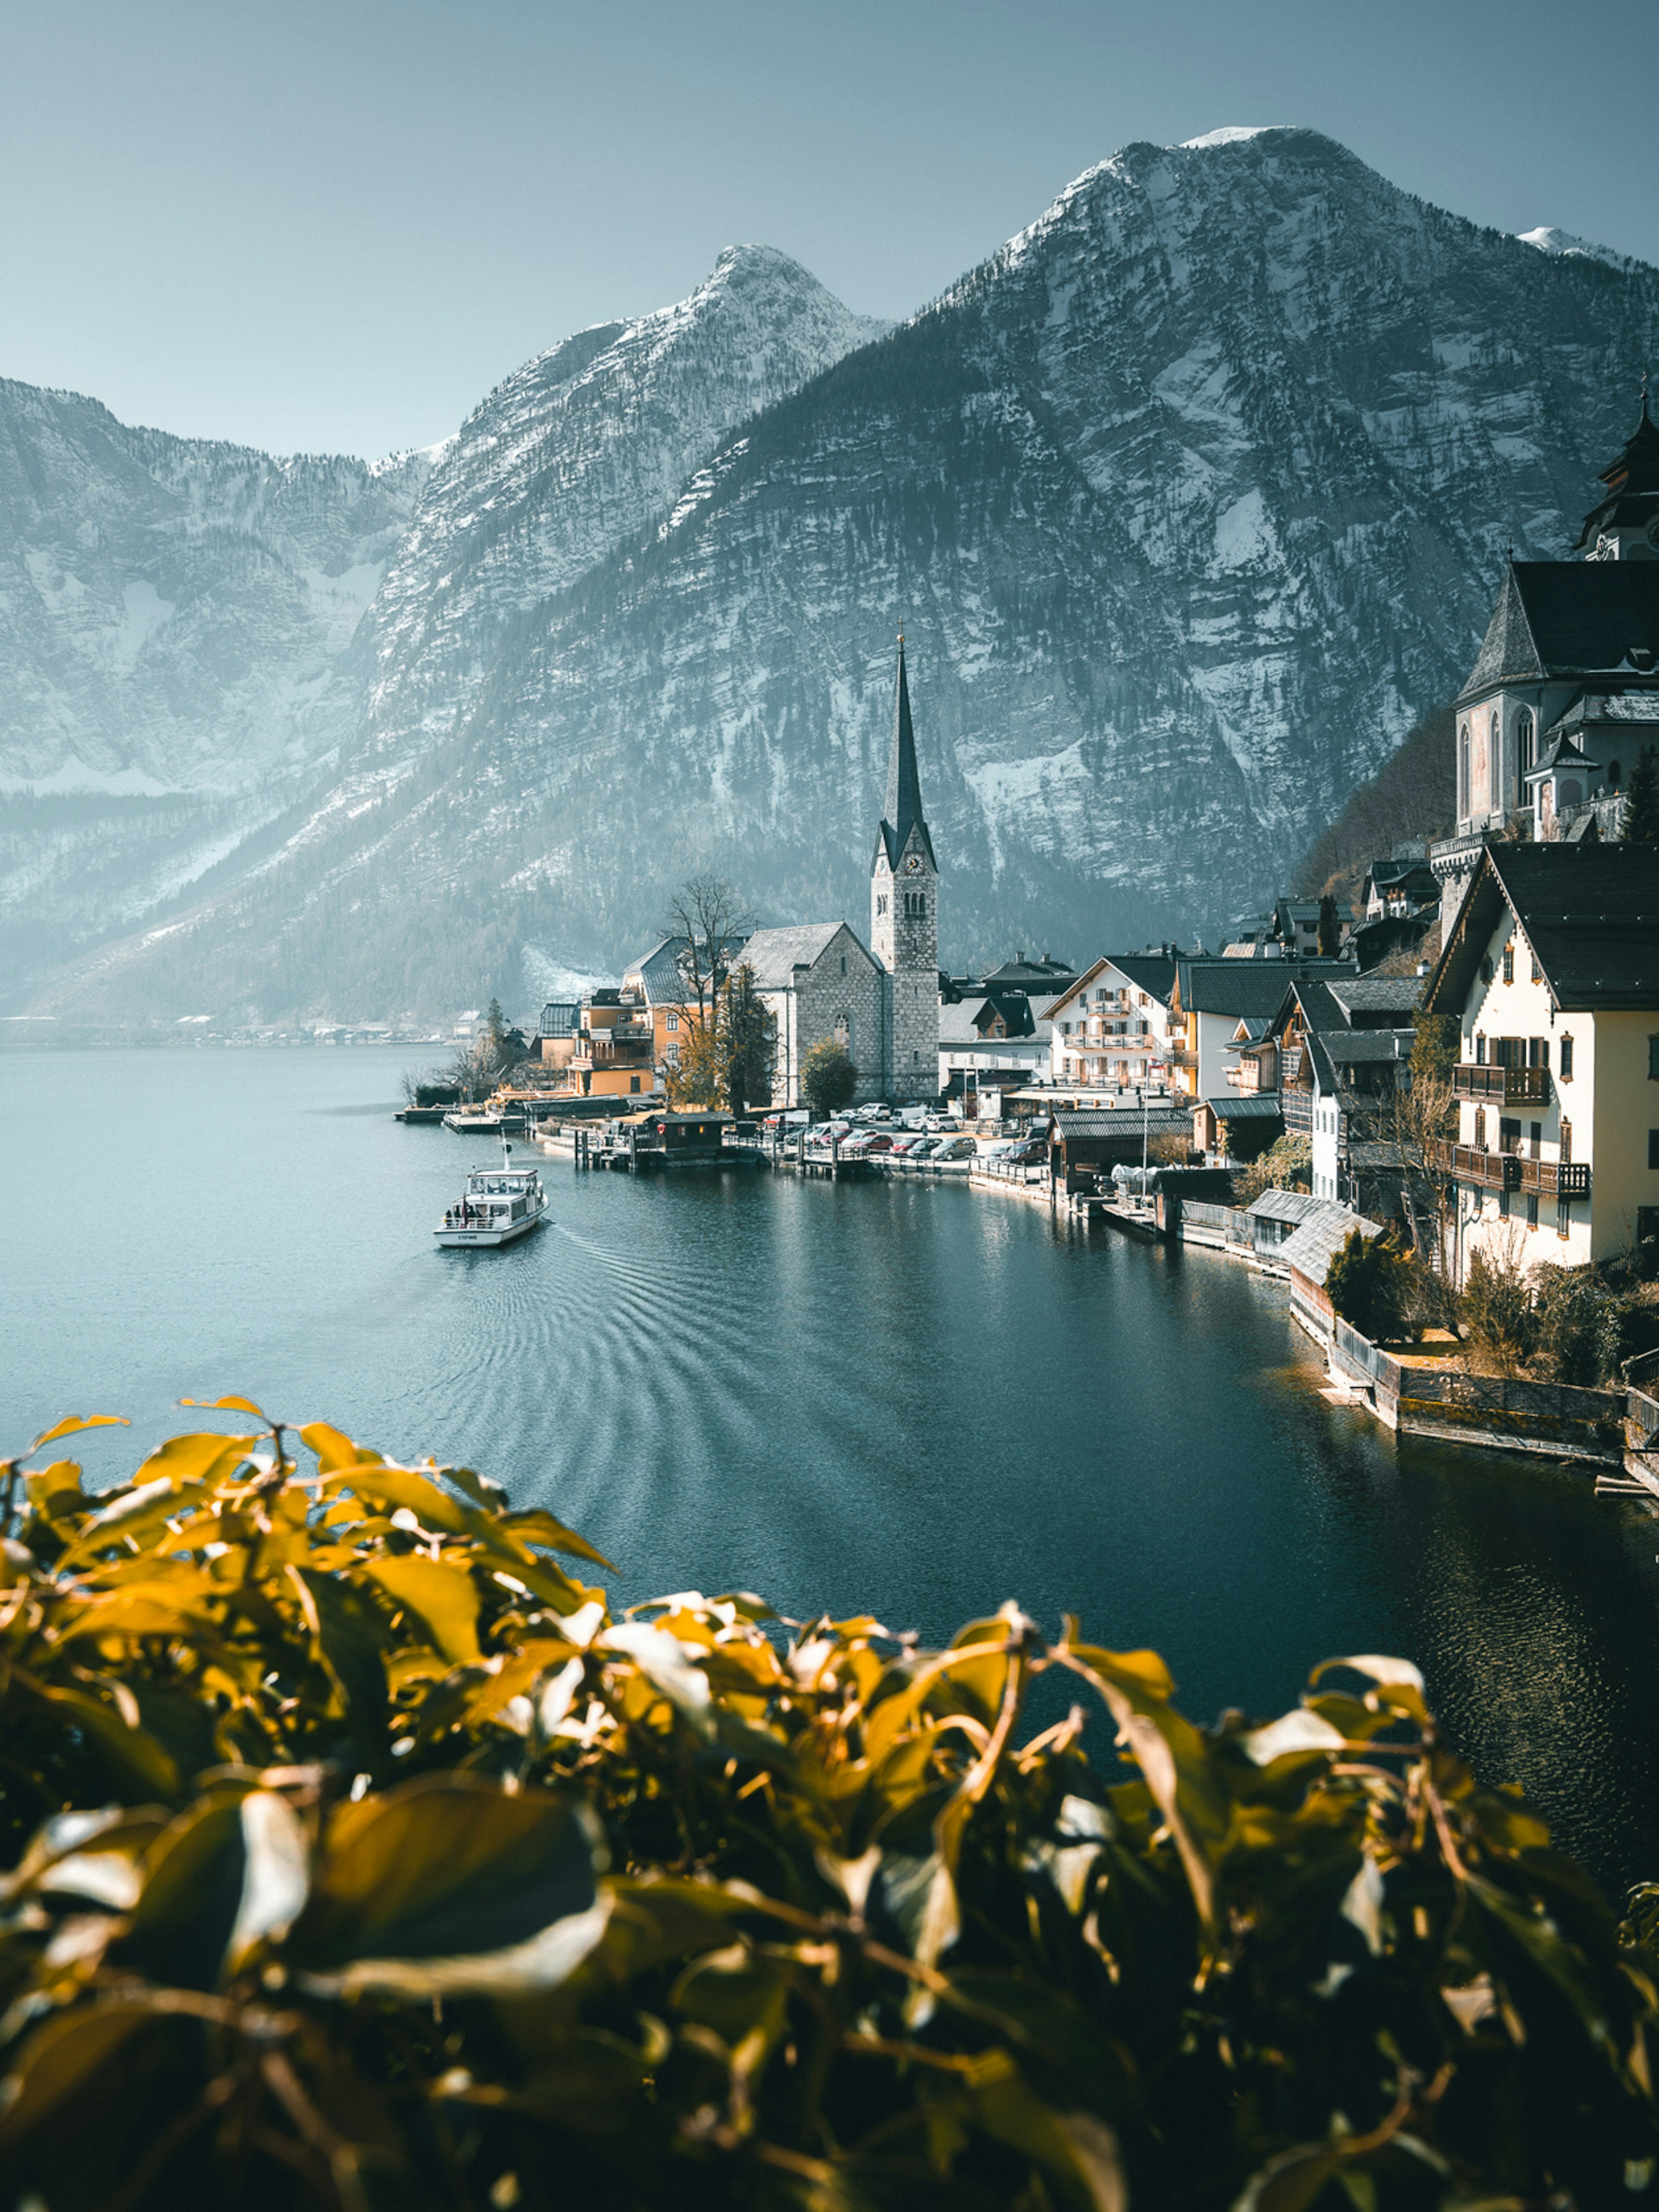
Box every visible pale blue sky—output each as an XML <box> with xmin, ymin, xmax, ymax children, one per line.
<box><xmin>3</xmin><ymin>0</ymin><xmax>1655</xmax><ymax>459</ymax></box>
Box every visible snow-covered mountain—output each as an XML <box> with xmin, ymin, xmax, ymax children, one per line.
<box><xmin>360</xmin><ymin>245</ymin><xmax>890</xmax><ymax>767</ymax></box>
<box><xmin>12</xmin><ymin>127</ymin><xmax>1659</xmax><ymax>1024</ymax></box>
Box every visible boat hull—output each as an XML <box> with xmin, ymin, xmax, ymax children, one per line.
<box><xmin>434</xmin><ymin>1210</ymin><xmax>545</xmax><ymax>1248</ymax></box>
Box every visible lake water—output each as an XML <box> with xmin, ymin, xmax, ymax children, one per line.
<box><xmin>6</xmin><ymin>1046</ymin><xmax>1659</xmax><ymax>1896</ymax></box>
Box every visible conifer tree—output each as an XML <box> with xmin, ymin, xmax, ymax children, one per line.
<box><xmin>1623</xmin><ymin>745</ymin><xmax>1659</xmax><ymax>843</ymax></box>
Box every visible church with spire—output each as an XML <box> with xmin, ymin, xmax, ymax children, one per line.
<box><xmin>1432</xmin><ymin>391</ymin><xmax>1659</xmax><ymax>934</ymax></box>
<box><xmin>737</xmin><ymin>637</ymin><xmax>941</xmax><ymax>1107</ymax></box>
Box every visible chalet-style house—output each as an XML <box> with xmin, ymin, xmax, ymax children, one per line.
<box><xmin>1169</xmin><ymin>956</ymin><xmax>1352</xmax><ymax>1101</ymax></box>
<box><xmin>1432</xmin><ymin>397</ymin><xmax>1659</xmax><ymax>935</ymax></box>
<box><xmin>1262</xmin><ymin>976</ymin><xmax>1419</xmax><ymax>1206</ymax></box>
<box><xmin>1421</xmin><ymin>843</ymin><xmax>1659</xmax><ymax>1279</ymax></box>
<box><xmin>1362</xmin><ymin>850</ymin><xmax>1438</xmax><ymax>920</ymax></box>
<box><xmin>1046</xmin><ymin>955</ymin><xmax>1180</xmax><ymax>1090</ymax></box>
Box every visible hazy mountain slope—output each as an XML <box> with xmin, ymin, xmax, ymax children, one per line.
<box><xmin>22</xmin><ymin>127</ymin><xmax>1659</xmax><ymax>1024</ymax></box>
<box><xmin>0</xmin><ymin>387</ymin><xmax>432</xmax><ymax>793</ymax></box>
<box><xmin>358</xmin><ymin>245</ymin><xmax>891</xmax><ymax>763</ymax></box>
<box><xmin>0</xmin><ymin>249</ymin><xmax>885</xmax><ymax>1006</ymax></box>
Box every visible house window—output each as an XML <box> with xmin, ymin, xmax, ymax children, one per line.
<box><xmin>666</xmin><ymin>1043</ymin><xmax>680</xmax><ymax>1066</ymax></box>
<box><xmin>1474</xmin><ymin>1107</ymin><xmax>1487</xmax><ymax>1149</ymax></box>
<box><xmin>666</xmin><ymin>1012</ymin><xmax>679</xmax><ymax>1032</ymax></box>
<box><xmin>1502</xmin><ymin>945</ymin><xmax>1514</xmax><ymax>984</ymax></box>
<box><xmin>1560</xmin><ymin>1117</ymin><xmax>1572</xmax><ymax>1164</ymax></box>
<box><xmin>1490</xmin><ymin>710</ymin><xmax>1503</xmax><ymax>808</ymax></box>
<box><xmin>1526</xmin><ymin>1193</ymin><xmax>1538</xmax><ymax>1229</ymax></box>
<box><xmin>1530</xmin><ymin>952</ymin><xmax>1541</xmax><ymax>983</ymax></box>
<box><xmin>1557</xmin><ymin>1195</ymin><xmax>1571</xmax><ymax>1238</ymax></box>
<box><xmin>1475</xmin><ymin>1033</ymin><xmax>1486</xmax><ymax>1065</ymax></box>
<box><xmin>629</xmin><ymin>1076</ymin><xmax>641</xmax><ymax>1094</ymax></box>
<box><xmin>840</xmin><ymin>955</ymin><xmax>847</xmax><ymax>975</ymax></box>
<box><xmin>1560</xmin><ymin>1035</ymin><xmax>1573</xmax><ymax>1081</ymax></box>
<box><xmin>876</xmin><ymin>894</ymin><xmax>888</xmax><ymax>917</ymax></box>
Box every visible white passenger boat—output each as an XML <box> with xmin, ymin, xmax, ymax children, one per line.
<box><xmin>436</xmin><ymin>1144</ymin><xmax>547</xmax><ymax>1247</ymax></box>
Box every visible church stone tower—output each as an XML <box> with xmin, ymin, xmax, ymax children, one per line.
<box><xmin>870</xmin><ymin>637</ymin><xmax>940</xmax><ymax>1101</ymax></box>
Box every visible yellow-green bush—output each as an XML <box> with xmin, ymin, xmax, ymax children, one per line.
<box><xmin>1</xmin><ymin>1405</ymin><xmax>1656</xmax><ymax>2210</ymax></box>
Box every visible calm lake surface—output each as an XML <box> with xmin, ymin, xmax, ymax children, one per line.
<box><xmin>6</xmin><ymin>1046</ymin><xmax>1659</xmax><ymax>1895</ymax></box>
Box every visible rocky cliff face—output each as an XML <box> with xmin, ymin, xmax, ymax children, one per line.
<box><xmin>13</xmin><ymin>127</ymin><xmax>1659</xmax><ymax>1022</ymax></box>
<box><xmin>359</xmin><ymin>245</ymin><xmax>890</xmax><ymax>769</ymax></box>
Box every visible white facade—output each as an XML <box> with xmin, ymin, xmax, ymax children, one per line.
<box><xmin>1047</xmin><ymin>959</ymin><xmax>1181</xmax><ymax>1089</ymax></box>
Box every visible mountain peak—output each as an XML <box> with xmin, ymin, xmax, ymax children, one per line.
<box><xmin>1517</xmin><ymin>224</ymin><xmax>1636</xmax><ymax>272</ymax></box>
<box><xmin>1176</xmin><ymin>125</ymin><xmax>1294</xmax><ymax>150</ymax></box>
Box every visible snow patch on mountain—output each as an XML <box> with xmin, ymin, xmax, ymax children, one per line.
<box><xmin>1516</xmin><ymin>225</ymin><xmax>1637</xmax><ymax>270</ymax></box>
<box><xmin>1179</xmin><ymin>126</ymin><xmax>1291</xmax><ymax>149</ymax></box>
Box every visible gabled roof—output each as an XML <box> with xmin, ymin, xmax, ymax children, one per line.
<box><xmin>980</xmin><ymin>952</ymin><xmax>1077</xmax><ymax>992</ymax></box>
<box><xmin>1460</xmin><ymin>562</ymin><xmax>1659</xmax><ymax>701</ymax></box>
<box><xmin>1546</xmin><ymin>687</ymin><xmax>1659</xmax><ymax>736</ymax></box>
<box><xmin>1207</xmin><ymin>1094</ymin><xmax>1285</xmax><ymax>1121</ymax></box>
<box><xmin>1525</xmin><ymin>729</ymin><xmax>1602</xmax><ymax>781</ymax></box>
<box><xmin>1423</xmin><ymin>844</ymin><xmax>1659</xmax><ymax>1014</ymax></box>
<box><xmin>1281</xmin><ymin>1206</ymin><xmax>1384</xmax><ymax>1290</ymax></box>
<box><xmin>1048</xmin><ymin>1108</ymin><xmax>1192</xmax><ymax>1139</ymax></box>
<box><xmin>1248</xmin><ymin>1188</ymin><xmax>1326</xmax><ymax>1225</ymax></box>
<box><xmin>1175</xmin><ymin>960</ymin><xmax>1348</xmax><ymax>1019</ymax></box>
<box><xmin>1108</xmin><ymin>954</ymin><xmax>1179</xmax><ymax>1003</ymax></box>
<box><xmin>1324</xmin><ymin>976</ymin><xmax>1423</xmax><ymax>1020</ymax></box>
<box><xmin>740</xmin><ymin>923</ymin><xmax>865</xmax><ymax>990</ymax></box>
<box><xmin>625</xmin><ymin>933</ymin><xmax>751</xmax><ymax>1005</ymax></box>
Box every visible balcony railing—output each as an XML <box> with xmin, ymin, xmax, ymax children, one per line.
<box><xmin>1428</xmin><ymin>1140</ymin><xmax>1589</xmax><ymax>1197</ymax></box>
<box><xmin>1452</xmin><ymin>1063</ymin><xmax>1551</xmax><ymax>1106</ymax></box>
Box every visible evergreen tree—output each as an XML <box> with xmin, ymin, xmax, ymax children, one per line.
<box><xmin>801</xmin><ymin>1039</ymin><xmax>858</xmax><ymax>1120</ymax></box>
<box><xmin>720</xmin><ymin>964</ymin><xmax>775</xmax><ymax>1115</ymax></box>
<box><xmin>1317</xmin><ymin>892</ymin><xmax>1341</xmax><ymax>955</ymax></box>
<box><xmin>1623</xmin><ymin>745</ymin><xmax>1659</xmax><ymax>843</ymax></box>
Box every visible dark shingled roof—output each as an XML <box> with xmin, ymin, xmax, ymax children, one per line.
<box><xmin>1573</xmin><ymin>392</ymin><xmax>1659</xmax><ymax>550</ymax></box>
<box><xmin>1208</xmin><ymin>1095</ymin><xmax>1286</xmax><ymax>1120</ymax></box>
<box><xmin>1107</xmin><ymin>954</ymin><xmax>1179</xmax><ymax>1003</ymax></box>
<box><xmin>1176</xmin><ymin>959</ymin><xmax>1349</xmax><ymax>1018</ymax></box>
<box><xmin>1460</xmin><ymin>563</ymin><xmax>1659</xmax><ymax>701</ymax></box>
<box><xmin>1424</xmin><ymin>844</ymin><xmax>1659</xmax><ymax>1013</ymax></box>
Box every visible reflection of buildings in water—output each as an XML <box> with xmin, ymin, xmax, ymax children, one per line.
<box><xmin>1357</xmin><ymin>1439</ymin><xmax>1658</xmax><ymax>1887</ymax></box>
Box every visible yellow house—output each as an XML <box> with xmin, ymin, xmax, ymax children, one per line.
<box><xmin>1421</xmin><ymin>843</ymin><xmax>1659</xmax><ymax>1279</ymax></box>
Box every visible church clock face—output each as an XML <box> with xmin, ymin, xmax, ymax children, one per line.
<box><xmin>904</xmin><ymin>854</ymin><xmax>922</xmax><ymax>872</ymax></box>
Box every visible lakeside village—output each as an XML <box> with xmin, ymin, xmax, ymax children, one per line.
<box><xmin>419</xmin><ymin>397</ymin><xmax>1659</xmax><ymax>1484</ymax></box>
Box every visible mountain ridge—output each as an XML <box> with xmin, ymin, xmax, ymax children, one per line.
<box><xmin>9</xmin><ymin>128</ymin><xmax>1659</xmax><ymax>1023</ymax></box>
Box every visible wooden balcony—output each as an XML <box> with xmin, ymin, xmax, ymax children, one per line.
<box><xmin>1452</xmin><ymin>1063</ymin><xmax>1551</xmax><ymax>1106</ymax></box>
<box><xmin>1428</xmin><ymin>1140</ymin><xmax>1589</xmax><ymax>1197</ymax></box>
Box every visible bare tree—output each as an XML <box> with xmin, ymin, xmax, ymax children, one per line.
<box><xmin>664</xmin><ymin>875</ymin><xmax>754</xmax><ymax>1034</ymax></box>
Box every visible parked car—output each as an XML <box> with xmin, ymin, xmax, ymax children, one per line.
<box><xmin>933</xmin><ymin>1136</ymin><xmax>976</xmax><ymax>1160</ymax></box>
<box><xmin>840</xmin><ymin>1132</ymin><xmax>875</xmax><ymax>1154</ymax></box>
<box><xmin>853</xmin><ymin>1103</ymin><xmax>893</xmax><ymax>1122</ymax></box>
<box><xmin>906</xmin><ymin>1137</ymin><xmax>942</xmax><ymax>1159</ymax></box>
<box><xmin>862</xmin><ymin>1133</ymin><xmax>895</xmax><ymax>1153</ymax></box>
<box><xmin>980</xmin><ymin>1139</ymin><xmax>1016</xmax><ymax>1160</ymax></box>
<box><xmin>923</xmin><ymin>1114</ymin><xmax>956</xmax><ymax>1133</ymax></box>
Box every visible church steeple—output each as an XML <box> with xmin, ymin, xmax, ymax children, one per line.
<box><xmin>877</xmin><ymin>635</ymin><xmax>935</xmax><ymax>872</ymax></box>
<box><xmin>869</xmin><ymin>633</ymin><xmax>940</xmax><ymax>1103</ymax></box>
<box><xmin>1574</xmin><ymin>384</ymin><xmax>1659</xmax><ymax>558</ymax></box>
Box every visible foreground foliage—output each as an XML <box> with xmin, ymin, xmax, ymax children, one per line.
<box><xmin>2</xmin><ymin>1410</ymin><xmax>1657</xmax><ymax>2212</ymax></box>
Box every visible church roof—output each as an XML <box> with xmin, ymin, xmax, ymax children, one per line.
<box><xmin>876</xmin><ymin>640</ymin><xmax>936</xmax><ymax>872</ymax></box>
<box><xmin>1460</xmin><ymin>561</ymin><xmax>1659</xmax><ymax>699</ymax></box>
<box><xmin>1573</xmin><ymin>391</ymin><xmax>1659</xmax><ymax>549</ymax></box>
<box><xmin>625</xmin><ymin>933</ymin><xmax>750</xmax><ymax>1004</ymax></box>
<box><xmin>1524</xmin><ymin>729</ymin><xmax>1602</xmax><ymax>782</ymax></box>
<box><xmin>738</xmin><ymin>923</ymin><xmax>854</xmax><ymax>990</ymax></box>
